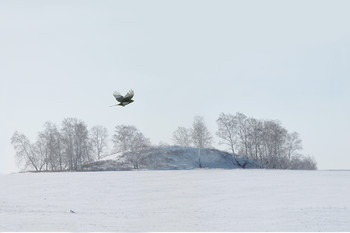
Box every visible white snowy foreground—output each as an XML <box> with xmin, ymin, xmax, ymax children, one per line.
<box><xmin>0</xmin><ymin>170</ymin><xmax>349</xmax><ymax>231</ymax></box>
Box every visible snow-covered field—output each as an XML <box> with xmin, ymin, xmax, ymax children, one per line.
<box><xmin>0</xmin><ymin>169</ymin><xmax>349</xmax><ymax>231</ymax></box>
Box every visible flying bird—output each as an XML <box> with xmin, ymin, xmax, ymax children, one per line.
<box><xmin>110</xmin><ymin>89</ymin><xmax>134</xmax><ymax>107</ymax></box>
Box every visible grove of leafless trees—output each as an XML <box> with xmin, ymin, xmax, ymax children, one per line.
<box><xmin>215</xmin><ymin>112</ymin><xmax>316</xmax><ymax>169</ymax></box>
<box><xmin>12</xmin><ymin>112</ymin><xmax>317</xmax><ymax>171</ymax></box>
<box><xmin>112</xmin><ymin>125</ymin><xmax>151</xmax><ymax>169</ymax></box>
<box><xmin>11</xmin><ymin>118</ymin><xmax>153</xmax><ymax>172</ymax></box>
<box><xmin>11</xmin><ymin>118</ymin><xmax>108</xmax><ymax>172</ymax></box>
<box><xmin>172</xmin><ymin>112</ymin><xmax>316</xmax><ymax>170</ymax></box>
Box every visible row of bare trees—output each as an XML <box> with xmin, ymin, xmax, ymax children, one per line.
<box><xmin>11</xmin><ymin>118</ymin><xmax>151</xmax><ymax>171</ymax></box>
<box><xmin>216</xmin><ymin>112</ymin><xmax>316</xmax><ymax>169</ymax></box>
<box><xmin>11</xmin><ymin>119</ymin><xmax>152</xmax><ymax>172</ymax></box>
<box><xmin>172</xmin><ymin>113</ymin><xmax>317</xmax><ymax>170</ymax></box>
<box><xmin>11</xmin><ymin>118</ymin><xmax>109</xmax><ymax>172</ymax></box>
<box><xmin>12</xmin><ymin>113</ymin><xmax>317</xmax><ymax>171</ymax></box>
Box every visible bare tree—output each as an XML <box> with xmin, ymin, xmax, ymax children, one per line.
<box><xmin>216</xmin><ymin>112</ymin><xmax>253</xmax><ymax>168</ymax></box>
<box><xmin>61</xmin><ymin>118</ymin><xmax>92</xmax><ymax>171</ymax></box>
<box><xmin>285</xmin><ymin>132</ymin><xmax>303</xmax><ymax>160</ymax></box>
<box><xmin>216</xmin><ymin>113</ymin><xmax>238</xmax><ymax>155</ymax></box>
<box><xmin>172</xmin><ymin>127</ymin><xmax>192</xmax><ymax>147</ymax></box>
<box><xmin>90</xmin><ymin>125</ymin><xmax>108</xmax><ymax>160</ymax></box>
<box><xmin>246</xmin><ymin>117</ymin><xmax>264</xmax><ymax>163</ymax></box>
<box><xmin>261</xmin><ymin>120</ymin><xmax>288</xmax><ymax>169</ymax></box>
<box><xmin>11</xmin><ymin>131</ymin><xmax>44</xmax><ymax>172</ymax></box>
<box><xmin>112</xmin><ymin>125</ymin><xmax>151</xmax><ymax>169</ymax></box>
<box><xmin>49</xmin><ymin>123</ymin><xmax>64</xmax><ymax>171</ymax></box>
<box><xmin>37</xmin><ymin>122</ymin><xmax>64</xmax><ymax>171</ymax></box>
<box><xmin>191</xmin><ymin>116</ymin><xmax>212</xmax><ymax>168</ymax></box>
<box><xmin>35</xmin><ymin>133</ymin><xmax>50</xmax><ymax>171</ymax></box>
<box><xmin>235</xmin><ymin>112</ymin><xmax>250</xmax><ymax>158</ymax></box>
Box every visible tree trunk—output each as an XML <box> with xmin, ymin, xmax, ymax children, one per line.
<box><xmin>198</xmin><ymin>147</ymin><xmax>202</xmax><ymax>168</ymax></box>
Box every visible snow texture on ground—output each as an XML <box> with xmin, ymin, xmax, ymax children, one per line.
<box><xmin>0</xmin><ymin>169</ymin><xmax>349</xmax><ymax>231</ymax></box>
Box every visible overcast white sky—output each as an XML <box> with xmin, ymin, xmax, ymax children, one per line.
<box><xmin>1</xmin><ymin>0</ymin><xmax>350</xmax><ymax>173</ymax></box>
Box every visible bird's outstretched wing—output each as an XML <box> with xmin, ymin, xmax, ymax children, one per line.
<box><xmin>123</xmin><ymin>89</ymin><xmax>134</xmax><ymax>102</ymax></box>
<box><xmin>113</xmin><ymin>91</ymin><xmax>124</xmax><ymax>102</ymax></box>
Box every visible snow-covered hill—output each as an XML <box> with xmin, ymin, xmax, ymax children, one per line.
<box><xmin>82</xmin><ymin>146</ymin><xmax>260</xmax><ymax>171</ymax></box>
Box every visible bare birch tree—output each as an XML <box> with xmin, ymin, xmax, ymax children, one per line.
<box><xmin>246</xmin><ymin>117</ymin><xmax>264</xmax><ymax>163</ymax></box>
<box><xmin>261</xmin><ymin>120</ymin><xmax>288</xmax><ymax>169</ymax></box>
<box><xmin>37</xmin><ymin>122</ymin><xmax>64</xmax><ymax>171</ymax></box>
<box><xmin>112</xmin><ymin>125</ymin><xmax>151</xmax><ymax>169</ymax></box>
<box><xmin>216</xmin><ymin>112</ymin><xmax>252</xmax><ymax>168</ymax></box>
<box><xmin>11</xmin><ymin>131</ymin><xmax>44</xmax><ymax>172</ymax></box>
<box><xmin>191</xmin><ymin>116</ymin><xmax>212</xmax><ymax>168</ymax></box>
<box><xmin>90</xmin><ymin>125</ymin><xmax>108</xmax><ymax>160</ymax></box>
<box><xmin>172</xmin><ymin>127</ymin><xmax>192</xmax><ymax>147</ymax></box>
<box><xmin>61</xmin><ymin>118</ymin><xmax>92</xmax><ymax>171</ymax></box>
<box><xmin>216</xmin><ymin>113</ymin><xmax>238</xmax><ymax>155</ymax></box>
<box><xmin>285</xmin><ymin>132</ymin><xmax>303</xmax><ymax>160</ymax></box>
